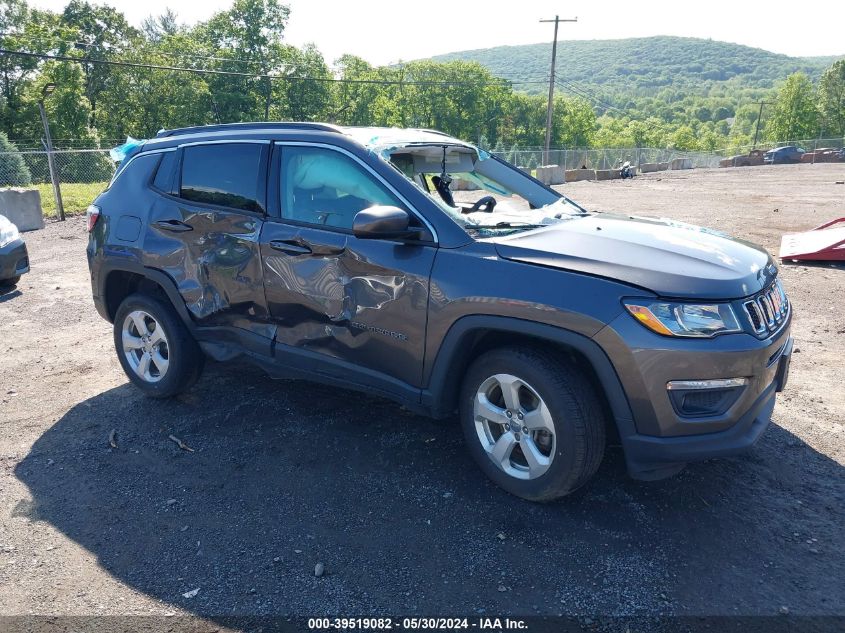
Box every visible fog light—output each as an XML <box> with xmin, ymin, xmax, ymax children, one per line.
<box><xmin>666</xmin><ymin>378</ymin><xmax>748</xmax><ymax>417</ymax></box>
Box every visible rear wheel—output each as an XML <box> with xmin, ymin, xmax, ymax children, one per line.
<box><xmin>459</xmin><ymin>347</ymin><xmax>606</xmax><ymax>501</ymax></box>
<box><xmin>113</xmin><ymin>293</ymin><xmax>204</xmax><ymax>398</ymax></box>
<box><xmin>0</xmin><ymin>275</ymin><xmax>20</xmax><ymax>288</ymax></box>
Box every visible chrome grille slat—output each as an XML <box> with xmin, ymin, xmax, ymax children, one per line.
<box><xmin>742</xmin><ymin>279</ymin><xmax>789</xmax><ymax>337</ymax></box>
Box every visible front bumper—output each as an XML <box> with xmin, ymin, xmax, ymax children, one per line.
<box><xmin>595</xmin><ymin>311</ymin><xmax>792</xmax><ymax>479</ymax></box>
<box><xmin>0</xmin><ymin>238</ymin><xmax>29</xmax><ymax>281</ymax></box>
<box><xmin>621</xmin><ymin>368</ymin><xmax>780</xmax><ymax>479</ymax></box>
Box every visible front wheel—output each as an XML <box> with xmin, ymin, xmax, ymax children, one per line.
<box><xmin>113</xmin><ymin>292</ymin><xmax>205</xmax><ymax>398</ymax></box>
<box><xmin>459</xmin><ymin>347</ymin><xmax>606</xmax><ymax>501</ymax></box>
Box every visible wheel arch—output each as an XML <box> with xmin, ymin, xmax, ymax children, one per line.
<box><xmin>423</xmin><ymin>316</ymin><xmax>634</xmax><ymax>437</ymax></box>
<box><xmin>100</xmin><ymin>262</ymin><xmax>194</xmax><ymax>328</ymax></box>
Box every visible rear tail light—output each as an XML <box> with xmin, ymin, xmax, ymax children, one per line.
<box><xmin>86</xmin><ymin>205</ymin><xmax>101</xmax><ymax>232</ymax></box>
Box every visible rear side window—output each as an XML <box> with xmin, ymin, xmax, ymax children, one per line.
<box><xmin>152</xmin><ymin>151</ymin><xmax>177</xmax><ymax>193</ymax></box>
<box><xmin>180</xmin><ymin>143</ymin><xmax>264</xmax><ymax>212</ymax></box>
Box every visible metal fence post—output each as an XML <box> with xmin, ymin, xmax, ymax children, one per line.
<box><xmin>38</xmin><ymin>100</ymin><xmax>65</xmax><ymax>221</ymax></box>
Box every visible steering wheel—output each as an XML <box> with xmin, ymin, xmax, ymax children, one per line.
<box><xmin>463</xmin><ymin>196</ymin><xmax>498</xmax><ymax>214</ymax></box>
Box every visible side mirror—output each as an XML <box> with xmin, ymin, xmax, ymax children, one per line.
<box><xmin>352</xmin><ymin>206</ymin><xmax>419</xmax><ymax>240</ymax></box>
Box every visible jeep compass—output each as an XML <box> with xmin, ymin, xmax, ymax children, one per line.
<box><xmin>86</xmin><ymin>123</ymin><xmax>792</xmax><ymax>501</ymax></box>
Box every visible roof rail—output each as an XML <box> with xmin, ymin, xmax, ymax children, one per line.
<box><xmin>155</xmin><ymin>121</ymin><xmax>341</xmax><ymax>138</ymax></box>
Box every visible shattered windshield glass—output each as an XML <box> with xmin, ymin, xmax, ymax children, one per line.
<box><xmin>381</xmin><ymin>140</ymin><xmax>588</xmax><ymax>235</ymax></box>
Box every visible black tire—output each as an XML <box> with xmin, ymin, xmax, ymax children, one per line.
<box><xmin>0</xmin><ymin>276</ymin><xmax>20</xmax><ymax>288</ymax></box>
<box><xmin>459</xmin><ymin>346</ymin><xmax>606</xmax><ymax>501</ymax></box>
<box><xmin>113</xmin><ymin>292</ymin><xmax>205</xmax><ymax>398</ymax></box>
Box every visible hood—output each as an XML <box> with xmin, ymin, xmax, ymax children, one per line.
<box><xmin>491</xmin><ymin>214</ymin><xmax>776</xmax><ymax>300</ymax></box>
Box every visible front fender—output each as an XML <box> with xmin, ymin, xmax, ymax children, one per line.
<box><xmin>422</xmin><ymin>315</ymin><xmax>634</xmax><ymax>432</ymax></box>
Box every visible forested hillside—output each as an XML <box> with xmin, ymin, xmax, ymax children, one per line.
<box><xmin>0</xmin><ymin>0</ymin><xmax>843</xmax><ymax>164</ymax></box>
<box><xmin>431</xmin><ymin>36</ymin><xmax>837</xmax><ymax>97</ymax></box>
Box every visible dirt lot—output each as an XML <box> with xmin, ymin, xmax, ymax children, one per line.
<box><xmin>1</xmin><ymin>164</ymin><xmax>844</xmax><ymax>626</ymax></box>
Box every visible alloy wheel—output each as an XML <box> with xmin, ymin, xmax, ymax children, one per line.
<box><xmin>121</xmin><ymin>310</ymin><xmax>170</xmax><ymax>383</ymax></box>
<box><xmin>472</xmin><ymin>373</ymin><xmax>556</xmax><ymax>480</ymax></box>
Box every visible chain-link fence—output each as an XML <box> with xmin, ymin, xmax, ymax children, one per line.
<box><xmin>0</xmin><ymin>149</ymin><xmax>114</xmax><ymax>186</ymax></box>
<box><xmin>493</xmin><ymin>138</ymin><xmax>845</xmax><ymax>170</ymax></box>
<box><xmin>498</xmin><ymin>147</ymin><xmax>725</xmax><ymax>170</ymax></box>
<box><xmin>0</xmin><ymin>149</ymin><xmax>115</xmax><ymax>218</ymax></box>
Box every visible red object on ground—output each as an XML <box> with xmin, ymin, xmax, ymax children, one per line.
<box><xmin>780</xmin><ymin>218</ymin><xmax>845</xmax><ymax>262</ymax></box>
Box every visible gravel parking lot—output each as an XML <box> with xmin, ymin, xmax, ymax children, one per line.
<box><xmin>1</xmin><ymin>164</ymin><xmax>843</xmax><ymax>626</ymax></box>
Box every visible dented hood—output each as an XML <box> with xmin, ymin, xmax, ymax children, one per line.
<box><xmin>491</xmin><ymin>214</ymin><xmax>776</xmax><ymax>300</ymax></box>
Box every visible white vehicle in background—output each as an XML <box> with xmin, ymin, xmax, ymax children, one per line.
<box><xmin>0</xmin><ymin>214</ymin><xmax>29</xmax><ymax>287</ymax></box>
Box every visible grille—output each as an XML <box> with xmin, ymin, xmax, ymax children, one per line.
<box><xmin>743</xmin><ymin>279</ymin><xmax>788</xmax><ymax>335</ymax></box>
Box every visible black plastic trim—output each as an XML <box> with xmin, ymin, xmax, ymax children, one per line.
<box><xmin>97</xmin><ymin>260</ymin><xmax>196</xmax><ymax>328</ymax></box>
<box><xmin>423</xmin><ymin>315</ymin><xmax>635</xmax><ymax>427</ymax></box>
<box><xmin>623</xmin><ymin>381</ymin><xmax>777</xmax><ymax>479</ymax></box>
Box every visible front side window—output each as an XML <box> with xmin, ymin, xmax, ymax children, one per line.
<box><xmin>180</xmin><ymin>143</ymin><xmax>264</xmax><ymax>212</ymax></box>
<box><xmin>281</xmin><ymin>146</ymin><xmax>402</xmax><ymax>229</ymax></box>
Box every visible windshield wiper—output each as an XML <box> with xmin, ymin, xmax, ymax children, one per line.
<box><xmin>468</xmin><ymin>222</ymin><xmax>547</xmax><ymax>230</ymax></box>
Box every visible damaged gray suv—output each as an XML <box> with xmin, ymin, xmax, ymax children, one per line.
<box><xmin>86</xmin><ymin>123</ymin><xmax>792</xmax><ymax>501</ymax></box>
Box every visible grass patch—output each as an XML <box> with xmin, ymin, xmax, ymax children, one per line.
<box><xmin>35</xmin><ymin>181</ymin><xmax>110</xmax><ymax>218</ymax></box>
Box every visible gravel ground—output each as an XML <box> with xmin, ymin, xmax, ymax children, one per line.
<box><xmin>1</xmin><ymin>164</ymin><xmax>843</xmax><ymax>626</ymax></box>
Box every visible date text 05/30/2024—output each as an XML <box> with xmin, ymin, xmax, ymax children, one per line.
<box><xmin>308</xmin><ymin>617</ymin><xmax>528</xmax><ymax>630</ymax></box>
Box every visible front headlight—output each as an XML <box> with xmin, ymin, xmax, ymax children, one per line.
<box><xmin>0</xmin><ymin>217</ymin><xmax>20</xmax><ymax>248</ymax></box>
<box><xmin>624</xmin><ymin>300</ymin><xmax>741</xmax><ymax>338</ymax></box>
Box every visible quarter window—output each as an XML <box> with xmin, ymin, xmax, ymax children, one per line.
<box><xmin>281</xmin><ymin>146</ymin><xmax>402</xmax><ymax>229</ymax></box>
<box><xmin>152</xmin><ymin>151</ymin><xmax>177</xmax><ymax>193</ymax></box>
<box><xmin>180</xmin><ymin>144</ymin><xmax>264</xmax><ymax>212</ymax></box>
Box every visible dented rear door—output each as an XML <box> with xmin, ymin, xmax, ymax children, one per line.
<box><xmin>144</xmin><ymin>141</ymin><xmax>274</xmax><ymax>340</ymax></box>
<box><xmin>260</xmin><ymin>143</ymin><xmax>436</xmax><ymax>389</ymax></box>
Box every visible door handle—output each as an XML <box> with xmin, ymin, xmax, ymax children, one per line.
<box><xmin>269</xmin><ymin>239</ymin><xmax>312</xmax><ymax>255</ymax></box>
<box><xmin>153</xmin><ymin>219</ymin><xmax>193</xmax><ymax>232</ymax></box>
<box><xmin>310</xmin><ymin>243</ymin><xmax>346</xmax><ymax>256</ymax></box>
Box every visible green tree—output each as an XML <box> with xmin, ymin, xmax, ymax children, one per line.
<box><xmin>96</xmin><ymin>35</ymin><xmax>214</xmax><ymax>138</ymax></box>
<box><xmin>0</xmin><ymin>131</ymin><xmax>31</xmax><ymax>185</ymax></box>
<box><xmin>551</xmin><ymin>96</ymin><xmax>596</xmax><ymax>147</ymax></box>
<box><xmin>766</xmin><ymin>73</ymin><xmax>819</xmax><ymax>142</ymax></box>
<box><xmin>668</xmin><ymin>125</ymin><xmax>698</xmax><ymax>150</ymax></box>
<box><xmin>197</xmin><ymin>0</ymin><xmax>290</xmax><ymax>122</ymax></box>
<box><xmin>61</xmin><ymin>0</ymin><xmax>141</xmax><ymax>127</ymax></box>
<box><xmin>274</xmin><ymin>44</ymin><xmax>332</xmax><ymax>122</ymax></box>
<box><xmin>818</xmin><ymin>59</ymin><xmax>845</xmax><ymax>136</ymax></box>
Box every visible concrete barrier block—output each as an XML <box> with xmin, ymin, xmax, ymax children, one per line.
<box><xmin>548</xmin><ymin>165</ymin><xmax>565</xmax><ymax>185</ymax></box>
<box><xmin>0</xmin><ymin>188</ymin><xmax>44</xmax><ymax>232</ymax></box>
<box><xmin>535</xmin><ymin>165</ymin><xmax>565</xmax><ymax>185</ymax></box>
<box><xmin>670</xmin><ymin>158</ymin><xmax>693</xmax><ymax>170</ymax></box>
<box><xmin>594</xmin><ymin>169</ymin><xmax>619</xmax><ymax>181</ymax></box>
<box><xmin>639</xmin><ymin>162</ymin><xmax>665</xmax><ymax>173</ymax></box>
<box><xmin>565</xmin><ymin>169</ymin><xmax>596</xmax><ymax>182</ymax></box>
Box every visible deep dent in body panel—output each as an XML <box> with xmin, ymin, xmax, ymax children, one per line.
<box><xmin>262</xmin><ymin>247</ymin><xmax>411</xmax><ymax>344</ymax></box>
<box><xmin>150</xmin><ymin>209</ymin><xmax>275</xmax><ymax>339</ymax></box>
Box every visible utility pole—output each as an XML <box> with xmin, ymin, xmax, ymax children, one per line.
<box><xmin>38</xmin><ymin>84</ymin><xmax>65</xmax><ymax>221</ymax></box>
<box><xmin>540</xmin><ymin>15</ymin><xmax>577</xmax><ymax>165</ymax></box>
<box><xmin>752</xmin><ymin>101</ymin><xmax>770</xmax><ymax>150</ymax></box>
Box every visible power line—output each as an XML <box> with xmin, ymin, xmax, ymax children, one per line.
<box><xmin>0</xmin><ymin>47</ymin><xmax>548</xmax><ymax>88</ymax></box>
<box><xmin>554</xmin><ymin>77</ymin><xmax>626</xmax><ymax>115</ymax></box>
<box><xmin>0</xmin><ymin>31</ymin><xmax>283</xmax><ymax>68</ymax></box>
